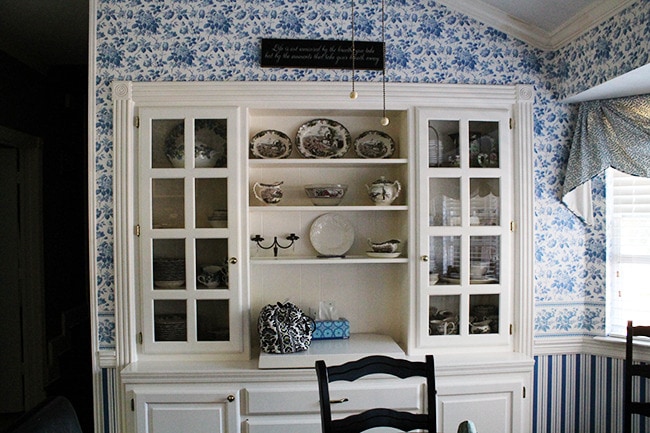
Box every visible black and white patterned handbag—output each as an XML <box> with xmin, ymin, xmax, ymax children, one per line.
<box><xmin>258</xmin><ymin>302</ymin><xmax>315</xmax><ymax>354</ymax></box>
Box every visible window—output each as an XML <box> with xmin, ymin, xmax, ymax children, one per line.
<box><xmin>606</xmin><ymin>168</ymin><xmax>650</xmax><ymax>336</ymax></box>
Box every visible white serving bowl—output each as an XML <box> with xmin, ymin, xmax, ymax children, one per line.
<box><xmin>166</xmin><ymin>140</ymin><xmax>220</xmax><ymax>168</ymax></box>
<box><xmin>304</xmin><ymin>184</ymin><xmax>348</xmax><ymax>206</ymax></box>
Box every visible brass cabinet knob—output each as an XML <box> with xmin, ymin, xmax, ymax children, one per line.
<box><xmin>421</xmin><ymin>255</ymin><xmax>429</xmax><ymax>262</ymax></box>
<box><xmin>227</xmin><ymin>394</ymin><xmax>236</xmax><ymax>402</ymax></box>
<box><xmin>228</xmin><ymin>257</ymin><xmax>238</xmax><ymax>265</ymax></box>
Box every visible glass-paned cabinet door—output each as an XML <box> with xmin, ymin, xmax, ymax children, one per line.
<box><xmin>417</xmin><ymin>108</ymin><xmax>512</xmax><ymax>351</ymax></box>
<box><xmin>137</xmin><ymin>107</ymin><xmax>243</xmax><ymax>357</ymax></box>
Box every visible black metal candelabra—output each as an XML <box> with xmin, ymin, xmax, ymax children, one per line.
<box><xmin>251</xmin><ymin>233</ymin><xmax>299</xmax><ymax>257</ymax></box>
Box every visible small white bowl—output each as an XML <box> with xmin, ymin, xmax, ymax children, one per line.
<box><xmin>470</xmin><ymin>262</ymin><xmax>490</xmax><ymax>278</ymax></box>
<box><xmin>304</xmin><ymin>184</ymin><xmax>348</xmax><ymax>206</ymax></box>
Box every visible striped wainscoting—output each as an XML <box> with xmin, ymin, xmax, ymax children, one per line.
<box><xmin>534</xmin><ymin>354</ymin><xmax>649</xmax><ymax>433</ymax></box>
<box><xmin>101</xmin><ymin>368</ymin><xmax>118</xmax><ymax>433</ymax></box>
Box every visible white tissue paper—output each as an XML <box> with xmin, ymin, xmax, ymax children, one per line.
<box><xmin>318</xmin><ymin>301</ymin><xmax>339</xmax><ymax>320</ymax></box>
<box><xmin>312</xmin><ymin>301</ymin><xmax>350</xmax><ymax>340</ymax></box>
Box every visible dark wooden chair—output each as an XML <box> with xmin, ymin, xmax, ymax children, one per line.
<box><xmin>624</xmin><ymin>320</ymin><xmax>650</xmax><ymax>433</ymax></box>
<box><xmin>2</xmin><ymin>396</ymin><xmax>83</xmax><ymax>433</ymax></box>
<box><xmin>315</xmin><ymin>355</ymin><xmax>436</xmax><ymax>433</ymax></box>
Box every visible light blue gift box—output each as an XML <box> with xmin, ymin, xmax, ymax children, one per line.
<box><xmin>312</xmin><ymin>319</ymin><xmax>350</xmax><ymax>340</ymax></box>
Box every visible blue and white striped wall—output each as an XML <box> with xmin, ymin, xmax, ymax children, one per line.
<box><xmin>534</xmin><ymin>354</ymin><xmax>649</xmax><ymax>433</ymax></box>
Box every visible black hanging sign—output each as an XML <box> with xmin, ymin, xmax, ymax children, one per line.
<box><xmin>261</xmin><ymin>38</ymin><xmax>384</xmax><ymax>70</ymax></box>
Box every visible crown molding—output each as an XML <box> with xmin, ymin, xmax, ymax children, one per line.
<box><xmin>436</xmin><ymin>0</ymin><xmax>637</xmax><ymax>51</ymax></box>
<box><xmin>549</xmin><ymin>0</ymin><xmax>637</xmax><ymax>49</ymax></box>
<box><xmin>435</xmin><ymin>0</ymin><xmax>552</xmax><ymax>50</ymax></box>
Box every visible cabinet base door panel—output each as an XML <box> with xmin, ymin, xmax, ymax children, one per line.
<box><xmin>146</xmin><ymin>403</ymin><xmax>227</xmax><ymax>433</ymax></box>
<box><xmin>439</xmin><ymin>394</ymin><xmax>512</xmax><ymax>433</ymax></box>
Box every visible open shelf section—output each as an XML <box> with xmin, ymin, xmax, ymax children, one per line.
<box><xmin>249</xmin><ymin>158</ymin><xmax>408</xmax><ymax>168</ymax></box>
<box><xmin>250</xmin><ymin>255</ymin><xmax>408</xmax><ymax>264</ymax></box>
<box><xmin>249</xmin><ymin>205</ymin><xmax>408</xmax><ymax>212</ymax></box>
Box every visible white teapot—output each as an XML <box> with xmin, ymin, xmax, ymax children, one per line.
<box><xmin>366</xmin><ymin>176</ymin><xmax>401</xmax><ymax>205</ymax></box>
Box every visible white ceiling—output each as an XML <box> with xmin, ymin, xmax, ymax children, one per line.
<box><xmin>479</xmin><ymin>0</ymin><xmax>598</xmax><ymax>33</ymax></box>
<box><xmin>438</xmin><ymin>0</ymin><xmax>637</xmax><ymax>50</ymax></box>
<box><xmin>0</xmin><ymin>0</ymin><xmax>645</xmax><ymax>100</ymax></box>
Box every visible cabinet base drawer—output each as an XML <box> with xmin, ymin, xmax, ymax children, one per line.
<box><xmin>243</xmin><ymin>415</ymin><xmax>321</xmax><ymax>433</ymax></box>
<box><xmin>243</xmin><ymin>380</ymin><xmax>423</xmax><ymax>415</ymax></box>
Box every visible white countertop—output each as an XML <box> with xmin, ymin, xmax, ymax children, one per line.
<box><xmin>120</xmin><ymin>333</ymin><xmax>534</xmax><ymax>384</ymax></box>
<box><xmin>258</xmin><ymin>333</ymin><xmax>405</xmax><ymax>369</ymax></box>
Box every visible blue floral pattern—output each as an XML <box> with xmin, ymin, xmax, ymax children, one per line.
<box><xmin>93</xmin><ymin>0</ymin><xmax>649</xmax><ymax>349</ymax></box>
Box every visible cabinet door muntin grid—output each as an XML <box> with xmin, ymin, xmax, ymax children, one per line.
<box><xmin>417</xmin><ymin>107</ymin><xmax>512</xmax><ymax>350</ymax></box>
<box><xmin>137</xmin><ymin>107</ymin><xmax>242</xmax><ymax>355</ymax></box>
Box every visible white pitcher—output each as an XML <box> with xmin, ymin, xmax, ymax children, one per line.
<box><xmin>253</xmin><ymin>181</ymin><xmax>283</xmax><ymax>205</ymax></box>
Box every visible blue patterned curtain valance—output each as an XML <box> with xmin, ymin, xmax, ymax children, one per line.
<box><xmin>562</xmin><ymin>94</ymin><xmax>650</xmax><ymax>224</ymax></box>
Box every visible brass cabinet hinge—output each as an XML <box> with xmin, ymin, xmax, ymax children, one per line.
<box><xmin>134</xmin><ymin>116</ymin><xmax>140</xmax><ymax>128</ymax></box>
<box><xmin>510</xmin><ymin>221</ymin><xmax>516</xmax><ymax>232</ymax></box>
<box><xmin>523</xmin><ymin>386</ymin><xmax>526</xmax><ymax>398</ymax></box>
<box><xmin>135</xmin><ymin>224</ymin><xmax>141</xmax><ymax>237</ymax></box>
<box><xmin>509</xmin><ymin>324</ymin><xmax>513</xmax><ymax>335</ymax></box>
<box><xmin>509</xmin><ymin>118</ymin><xmax>513</xmax><ymax>129</ymax></box>
<box><xmin>137</xmin><ymin>332</ymin><xmax>143</xmax><ymax>344</ymax></box>
<box><xmin>131</xmin><ymin>398</ymin><xmax>135</xmax><ymax>411</ymax></box>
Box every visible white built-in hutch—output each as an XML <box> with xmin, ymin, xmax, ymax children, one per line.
<box><xmin>113</xmin><ymin>81</ymin><xmax>535</xmax><ymax>433</ymax></box>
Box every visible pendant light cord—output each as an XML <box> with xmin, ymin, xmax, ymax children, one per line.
<box><xmin>380</xmin><ymin>0</ymin><xmax>389</xmax><ymax>125</ymax></box>
<box><xmin>382</xmin><ymin>0</ymin><xmax>386</xmax><ymax>116</ymax></box>
<box><xmin>350</xmin><ymin>0</ymin><xmax>357</xmax><ymax>99</ymax></box>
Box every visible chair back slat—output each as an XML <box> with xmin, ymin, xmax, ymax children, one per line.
<box><xmin>332</xmin><ymin>409</ymin><xmax>427</xmax><ymax>433</ymax></box>
<box><xmin>327</xmin><ymin>355</ymin><xmax>428</xmax><ymax>382</ymax></box>
<box><xmin>316</xmin><ymin>355</ymin><xmax>436</xmax><ymax>433</ymax></box>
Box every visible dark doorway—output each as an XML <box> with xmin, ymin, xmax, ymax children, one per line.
<box><xmin>0</xmin><ymin>14</ymin><xmax>92</xmax><ymax>433</ymax></box>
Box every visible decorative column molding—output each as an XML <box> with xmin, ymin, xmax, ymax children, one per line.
<box><xmin>514</xmin><ymin>84</ymin><xmax>534</xmax><ymax>358</ymax></box>
<box><xmin>113</xmin><ymin>81</ymin><xmax>132</xmax><ymax>102</ymax></box>
<box><xmin>111</xmin><ymin>80</ymin><xmax>135</xmax><ymax>433</ymax></box>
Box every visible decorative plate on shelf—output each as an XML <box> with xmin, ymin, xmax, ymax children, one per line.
<box><xmin>165</xmin><ymin>119</ymin><xmax>227</xmax><ymax>167</ymax></box>
<box><xmin>366</xmin><ymin>251</ymin><xmax>401</xmax><ymax>258</ymax></box>
<box><xmin>295</xmin><ymin>119</ymin><xmax>351</xmax><ymax>158</ymax></box>
<box><xmin>309</xmin><ymin>213</ymin><xmax>355</xmax><ymax>256</ymax></box>
<box><xmin>354</xmin><ymin>130</ymin><xmax>396</xmax><ymax>159</ymax></box>
<box><xmin>250</xmin><ymin>129</ymin><xmax>293</xmax><ymax>159</ymax></box>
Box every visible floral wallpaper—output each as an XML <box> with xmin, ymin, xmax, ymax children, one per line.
<box><xmin>93</xmin><ymin>0</ymin><xmax>649</xmax><ymax>349</ymax></box>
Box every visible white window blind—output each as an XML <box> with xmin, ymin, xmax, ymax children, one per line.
<box><xmin>607</xmin><ymin>168</ymin><xmax>650</xmax><ymax>336</ymax></box>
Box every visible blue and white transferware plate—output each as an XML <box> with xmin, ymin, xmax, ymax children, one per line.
<box><xmin>250</xmin><ymin>129</ymin><xmax>292</xmax><ymax>159</ymax></box>
<box><xmin>295</xmin><ymin>119</ymin><xmax>351</xmax><ymax>158</ymax></box>
<box><xmin>354</xmin><ymin>130</ymin><xmax>396</xmax><ymax>159</ymax></box>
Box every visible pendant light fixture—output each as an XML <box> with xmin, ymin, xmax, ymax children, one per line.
<box><xmin>349</xmin><ymin>0</ymin><xmax>389</xmax><ymax>126</ymax></box>
<box><xmin>380</xmin><ymin>0</ymin><xmax>389</xmax><ymax>126</ymax></box>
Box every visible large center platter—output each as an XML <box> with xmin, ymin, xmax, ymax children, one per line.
<box><xmin>309</xmin><ymin>213</ymin><xmax>355</xmax><ymax>257</ymax></box>
<box><xmin>295</xmin><ymin>119</ymin><xmax>352</xmax><ymax>158</ymax></box>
